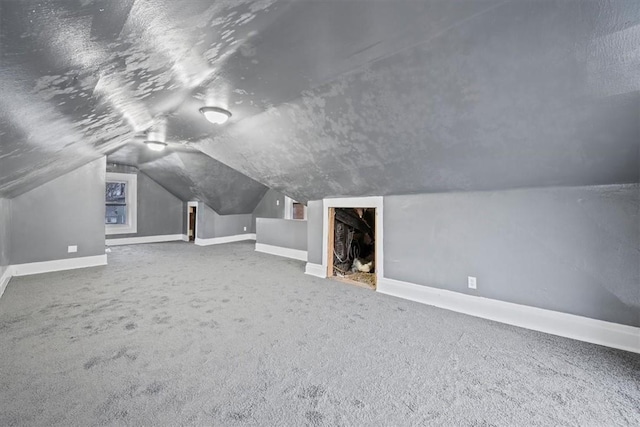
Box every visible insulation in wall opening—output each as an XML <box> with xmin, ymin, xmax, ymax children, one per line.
<box><xmin>329</xmin><ymin>207</ymin><xmax>376</xmax><ymax>289</ymax></box>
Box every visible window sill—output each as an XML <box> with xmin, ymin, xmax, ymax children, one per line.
<box><xmin>105</xmin><ymin>225</ymin><xmax>138</xmax><ymax>235</ymax></box>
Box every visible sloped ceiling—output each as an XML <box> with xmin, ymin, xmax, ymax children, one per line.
<box><xmin>0</xmin><ymin>0</ymin><xmax>289</xmax><ymax>206</ymax></box>
<box><xmin>197</xmin><ymin>0</ymin><xmax>640</xmax><ymax>202</ymax></box>
<box><xmin>107</xmin><ymin>144</ymin><xmax>267</xmax><ymax>214</ymax></box>
<box><xmin>1</xmin><ymin>0</ymin><xmax>639</xmax><ymax>205</ymax></box>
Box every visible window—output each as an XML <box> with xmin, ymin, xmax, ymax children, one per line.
<box><xmin>105</xmin><ymin>172</ymin><xmax>137</xmax><ymax>235</ymax></box>
<box><xmin>293</xmin><ymin>202</ymin><xmax>306</xmax><ymax>220</ymax></box>
<box><xmin>105</xmin><ymin>182</ymin><xmax>127</xmax><ymax>224</ymax></box>
<box><xmin>284</xmin><ymin>196</ymin><xmax>307</xmax><ymax>220</ymax></box>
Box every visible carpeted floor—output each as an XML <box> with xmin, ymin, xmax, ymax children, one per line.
<box><xmin>0</xmin><ymin>241</ymin><xmax>638</xmax><ymax>426</ymax></box>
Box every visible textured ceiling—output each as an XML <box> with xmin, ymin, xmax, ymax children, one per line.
<box><xmin>107</xmin><ymin>145</ymin><xmax>267</xmax><ymax>214</ymax></box>
<box><xmin>0</xmin><ymin>0</ymin><xmax>290</xmax><ymax>206</ymax></box>
<box><xmin>1</xmin><ymin>1</ymin><xmax>639</xmax><ymax>205</ymax></box>
<box><xmin>197</xmin><ymin>0</ymin><xmax>640</xmax><ymax>202</ymax></box>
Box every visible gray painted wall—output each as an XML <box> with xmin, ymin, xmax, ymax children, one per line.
<box><xmin>196</xmin><ymin>203</ymin><xmax>215</xmax><ymax>239</ymax></box>
<box><xmin>182</xmin><ymin>202</ymin><xmax>189</xmax><ymax>236</ymax></box>
<box><xmin>10</xmin><ymin>157</ymin><xmax>106</xmax><ymax>265</ymax></box>
<box><xmin>197</xmin><ymin>203</ymin><xmax>252</xmax><ymax>239</ymax></box>
<box><xmin>131</xmin><ymin>151</ymin><xmax>268</xmax><ymax>215</ymax></box>
<box><xmin>251</xmin><ymin>189</ymin><xmax>286</xmax><ymax>232</ymax></box>
<box><xmin>106</xmin><ymin>166</ymin><xmax>184</xmax><ymax>239</ymax></box>
<box><xmin>214</xmin><ymin>212</ymin><xmax>253</xmax><ymax>238</ymax></box>
<box><xmin>384</xmin><ymin>185</ymin><xmax>640</xmax><ymax>327</ymax></box>
<box><xmin>306</xmin><ymin>200</ymin><xmax>323</xmax><ymax>265</ymax></box>
<box><xmin>0</xmin><ymin>198</ymin><xmax>10</xmax><ymax>278</ymax></box>
<box><xmin>256</xmin><ymin>219</ymin><xmax>307</xmax><ymax>251</ymax></box>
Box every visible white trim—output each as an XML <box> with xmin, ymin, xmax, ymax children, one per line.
<box><xmin>195</xmin><ymin>233</ymin><xmax>256</xmax><ymax>246</ymax></box>
<box><xmin>12</xmin><ymin>255</ymin><xmax>108</xmax><ymax>277</ymax></box>
<box><xmin>106</xmin><ymin>172</ymin><xmax>138</xmax><ymax>235</ymax></box>
<box><xmin>105</xmin><ymin>234</ymin><xmax>185</xmax><ymax>246</ymax></box>
<box><xmin>377</xmin><ymin>277</ymin><xmax>640</xmax><ymax>354</ymax></box>
<box><xmin>187</xmin><ymin>201</ymin><xmax>198</xmax><ymax>242</ymax></box>
<box><xmin>322</xmin><ymin>196</ymin><xmax>384</xmax><ymax>282</ymax></box>
<box><xmin>181</xmin><ymin>234</ymin><xmax>189</xmax><ymax>242</ymax></box>
<box><xmin>255</xmin><ymin>243</ymin><xmax>307</xmax><ymax>261</ymax></box>
<box><xmin>284</xmin><ymin>196</ymin><xmax>294</xmax><ymax>220</ymax></box>
<box><xmin>0</xmin><ymin>266</ymin><xmax>13</xmax><ymax>300</ymax></box>
<box><xmin>284</xmin><ymin>196</ymin><xmax>307</xmax><ymax>220</ymax></box>
<box><xmin>305</xmin><ymin>262</ymin><xmax>327</xmax><ymax>278</ymax></box>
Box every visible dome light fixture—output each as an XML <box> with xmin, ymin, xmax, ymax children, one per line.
<box><xmin>199</xmin><ymin>106</ymin><xmax>232</xmax><ymax>124</ymax></box>
<box><xmin>144</xmin><ymin>140</ymin><xmax>168</xmax><ymax>152</ymax></box>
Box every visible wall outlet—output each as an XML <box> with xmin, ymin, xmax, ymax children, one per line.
<box><xmin>276</xmin><ymin>200</ymin><xmax>280</xmax><ymax>206</ymax></box>
<box><xmin>468</xmin><ymin>276</ymin><xmax>477</xmax><ymax>289</ymax></box>
<box><xmin>68</xmin><ymin>245</ymin><xmax>78</xmax><ymax>253</ymax></box>
<box><xmin>243</xmin><ymin>226</ymin><xmax>247</xmax><ymax>231</ymax></box>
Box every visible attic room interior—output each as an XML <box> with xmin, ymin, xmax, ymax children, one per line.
<box><xmin>0</xmin><ymin>0</ymin><xmax>638</xmax><ymax>425</ymax></box>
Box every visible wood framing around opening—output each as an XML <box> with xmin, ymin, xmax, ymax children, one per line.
<box><xmin>322</xmin><ymin>196</ymin><xmax>384</xmax><ymax>286</ymax></box>
<box><xmin>326</xmin><ymin>207</ymin><xmax>335</xmax><ymax>277</ymax></box>
<box><xmin>332</xmin><ymin>275</ymin><xmax>375</xmax><ymax>290</ymax></box>
<box><xmin>327</xmin><ymin>207</ymin><xmax>377</xmax><ymax>289</ymax></box>
<box><xmin>187</xmin><ymin>201</ymin><xmax>198</xmax><ymax>243</ymax></box>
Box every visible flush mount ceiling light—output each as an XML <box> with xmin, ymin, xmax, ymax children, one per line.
<box><xmin>199</xmin><ymin>106</ymin><xmax>232</xmax><ymax>124</ymax></box>
<box><xmin>144</xmin><ymin>140</ymin><xmax>168</xmax><ymax>152</ymax></box>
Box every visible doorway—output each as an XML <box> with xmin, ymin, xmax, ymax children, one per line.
<box><xmin>327</xmin><ymin>207</ymin><xmax>376</xmax><ymax>289</ymax></box>
<box><xmin>187</xmin><ymin>201</ymin><xmax>198</xmax><ymax>242</ymax></box>
<box><xmin>188</xmin><ymin>207</ymin><xmax>196</xmax><ymax>242</ymax></box>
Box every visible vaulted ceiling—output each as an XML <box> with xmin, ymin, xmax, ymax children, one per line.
<box><xmin>1</xmin><ymin>0</ymin><xmax>639</xmax><ymax>209</ymax></box>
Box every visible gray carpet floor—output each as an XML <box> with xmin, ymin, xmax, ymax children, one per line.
<box><xmin>0</xmin><ymin>241</ymin><xmax>638</xmax><ymax>426</ymax></box>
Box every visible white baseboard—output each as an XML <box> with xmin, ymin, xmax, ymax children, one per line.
<box><xmin>181</xmin><ymin>234</ymin><xmax>190</xmax><ymax>242</ymax></box>
<box><xmin>106</xmin><ymin>234</ymin><xmax>185</xmax><ymax>246</ymax></box>
<box><xmin>378</xmin><ymin>277</ymin><xmax>640</xmax><ymax>354</ymax></box>
<box><xmin>195</xmin><ymin>233</ymin><xmax>256</xmax><ymax>246</ymax></box>
<box><xmin>305</xmin><ymin>262</ymin><xmax>327</xmax><ymax>278</ymax></box>
<box><xmin>255</xmin><ymin>243</ymin><xmax>307</xmax><ymax>261</ymax></box>
<box><xmin>0</xmin><ymin>266</ymin><xmax>13</xmax><ymax>299</ymax></box>
<box><xmin>12</xmin><ymin>255</ymin><xmax>108</xmax><ymax>277</ymax></box>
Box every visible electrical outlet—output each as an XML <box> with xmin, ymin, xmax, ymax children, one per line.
<box><xmin>68</xmin><ymin>245</ymin><xmax>78</xmax><ymax>253</ymax></box>
<box><xmin>243</xmin><ymin>226</ymin><xmax>247</xmax><ymax>231</ymax></box>
<box><xmin>468</xmin><ymin>276</ymin><xmax>477</xmax><ymax>289</ymax></box>
<box><xmin>276</xmin><ymin>200</ymin><xmax>280</xmax><ymax>206</ymax></box>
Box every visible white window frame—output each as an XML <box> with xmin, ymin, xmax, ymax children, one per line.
<box><xmin>105</xmin><ymin>172</ymin><xmax>138</xmax><ymax>235</ymax></box>
<box><xmin>284</xmin><ymin>196</ymin><xmax>307</xmax><ymax>220</ymax></box>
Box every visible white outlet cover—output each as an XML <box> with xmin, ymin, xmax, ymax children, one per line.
<box><xmin>276</xmin><ymin>200</ymin><xmax>280</xmax><ymax>206</ymax></box>
<box><xmin>243</xmin><ymin>226</ymin><xmax>247</xmax><ymax>231</ymax></box>
<box><xmin>468</xmin><ymin>276</ymin><xmax>477</xmax><ymax>289</ymax></box>
<box><xmin>68</xmin><ymin>245</ymin><xmax>78</xmax><ymax>253</ymax></box>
